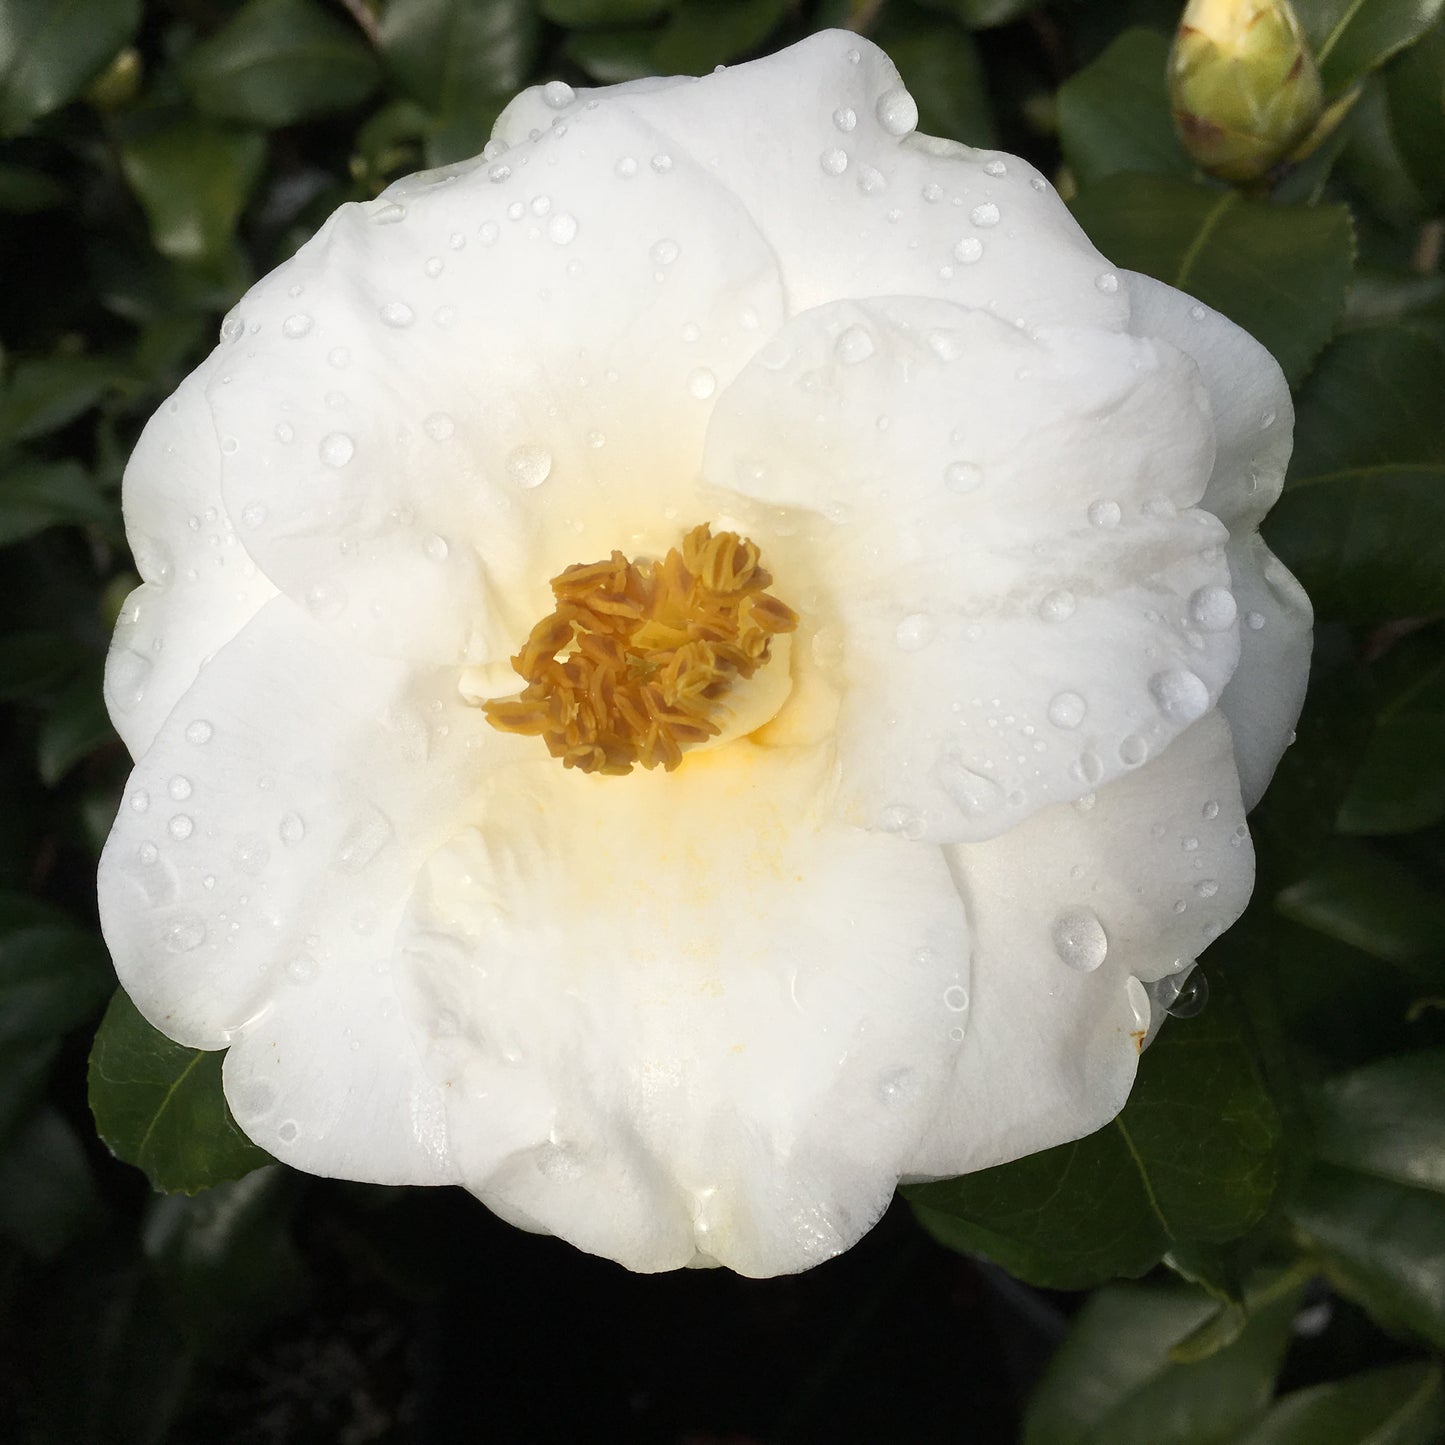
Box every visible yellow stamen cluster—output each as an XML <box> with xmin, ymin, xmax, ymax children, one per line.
<box><xmin>483</xmin><ymin>524</ymin><xmax>798</xmax><ymax>775</ymax></box>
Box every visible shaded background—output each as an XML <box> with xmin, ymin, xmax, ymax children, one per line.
<box><xmin>2</xmin><ymin>0</ymin><xmax>1444</xmax><ymax>1441</ymax></box>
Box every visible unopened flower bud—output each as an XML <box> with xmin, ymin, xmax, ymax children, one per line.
<box><xmin>1170</xmin><ymin>0</ymin><xmax>1324</xmax><ymax>183</ymax></box>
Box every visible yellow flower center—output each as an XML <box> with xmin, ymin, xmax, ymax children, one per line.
<box><xmin>483</xmin><ymin>524</ymin><xmax>799</xmax><ymax>775</ymax></box>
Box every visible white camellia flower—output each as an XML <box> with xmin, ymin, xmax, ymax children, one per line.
<box><xmin>99</xmin><ymin>31</ymin><xmax>1311</xmax><ymax>1276</ymax></box>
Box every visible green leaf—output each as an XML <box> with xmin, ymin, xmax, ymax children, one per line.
<box><xmin>1298</xmin><ymin>0</ymin><xmax>1445</xmax><ymax>95</ymax></box>
<box><xmin>0</xmin><ymin>159</ymin><xmax>64</xmax><ymax>211</ymax></box>
<box><xmin>0</xmin><ymin>355</ymin><xmax>117</xmax><ymax>445</ymax></box>
<box><xmin>379</xmin><ymin>0</ymin><xmax>539</xmax><ymax>114</ymax></box>
<box><xmin>564</xmin><ymin>24</ymin><xmax>660</xmax><ymax>83</ymax></box>
<box><xmin>1289</xmin><ymin>1165</ymin><xmax>1445</xmax><ymax>1349</ymax></box>
<box><xmin>88</xmin><ymin>989</ymin><xmax>273</xmax><ymax>1194</ymax></box>
<box><xmin>1339</xmin><ymin>634</ymin><xmax>1445</xmax><ymax>836</ymax></box>
<box><xmin>651</xmin><ymin>0</ymin><xmax>786</xmax><ymax>73</ymax></box>
<box><xmin>541</xmin><ymin>0</ymin><xmax>671</xmax><ymax>21</ymax></box>
<box><xmin>1069</xmin><ymin>174</ymin><xmax>1354</xmax><ymax>385</ymax></box>
<box><xmin>0</xmin><ymin>1037</ymin><xmax>57</xmax><ymax>1146</ymax></box>
<box><xmin>1276</xmin><ymin>845</ymin><xmax>1445</xmax><ymax>969</ymax></box>
<box><xmin>876</xmin><ymin>12</ymin><xmax>995</xmax><ymax>148</ymax></box>
<box><xmin>1267</xmin><ymin>327</ymin><xmax>1445</xmax><ymax>622</ymax></box>
<box><xmin>182</xmin><ymin>0</ymin><xmax>380</xmax><ymax>129</ymax></box>
<box><xmin>38</xmin><ymin>667</ymin><xmax>114</xmax><ymax>785</ymax></box>
<box><xmin>0</xmin><ymin>456</ymin><xmax>113</xmax><ymax>545</ymax></box>
<box><xmin>1385</xmin><ymin>19</ymin><xmax>1445</xmax><ymax>209</ymax></box>
<box><xmin>909</xmin><ymin>974</ymin><xmax>1280</xmax><ymax>1289</ymax></box>
<box><xmin>1314</xmin><ymin>1050</ymin><xmax>1445</xmax><ymax>1196</ymax></box>
<box><xmin>1235</xmin><ymin>1362</ymin><xmax>1444</xmax><ymax>1445</ymax></box>
<box><xmin>1022</xmin><ymin>1277</ymin><xmax>1305</xmax><ymax>1445</ymax></box>
<box><xmin>0</xmin><ymin>0</ymin><xmax>140</xmax><ymax>134</ymax></box>
<box><xmin>0</xmin><ymin>628</ymin><xmax>85</xmax><ymax>698</ymax></box>
<box><xmin>0</xmin><ymin>1106</ymin><xmax>100</xmax><ymax>1259</ymax></box>
<box><xmin>0</xmin><ymin>922</ymin><xmax>113</xmax><ymax>1046</ymax></box>
<box><xmin>1058</xmin><ymin>28</ymin><xmax>1190</xmax><ymax>187</ymax></box>
<box><xmin>118</xmin><ymin>115</ymin><xmax>266</xmax><ymax>269</ymax></box>
<box><xmin>1330</xmin><ymin>77</ymin><xmax>1429</xmax><ymax>227</ymax></box>
<box><xmin>919</xmin><ymin>0</ymin><xmax>1037</xmax><ymax>29</ymax></box>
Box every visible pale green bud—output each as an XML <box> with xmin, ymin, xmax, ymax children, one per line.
<box><xmin>1169</xmin><ymin>0</ymin><xmax>1324</xmax><ymax>184</ymax></box>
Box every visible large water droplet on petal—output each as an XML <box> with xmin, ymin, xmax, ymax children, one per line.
<box><xmin>507</xmin><ymin>444</ymin><xmax>553</xmax><ymax>488</ymax></box>
<box><xmin>875</xmin><ymin>88</ymin><xmax>918</xmax><ymax>135</ymax></box>
<box><xmin>1150</xmin><ymin>668</ymin><xmax>1210</xmax><ymax>724</ymax></box>
<box><xmin>1051</xmin><ymin>907</ymin><xmax>1108</xmax><ymax>972</ymax></box>
<box><xmin>1188</xmin><ymin>585</ymin><xmax>1237</xmax><ymax>631</ymax></box>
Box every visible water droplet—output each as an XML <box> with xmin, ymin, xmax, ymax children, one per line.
<box><xmin>943</xmin><ymin>985</ymin><xmax>970</xmax><ymax>1012</ymax></box>
<box><xmin>615</xmin><ymin>155</ymin><xmax>638</xmax><ymax>178</ymax></box>
<box><xmin>875</xmin><ymin>87</ymin><xmax>918</xmax><ymax>135</ymax></box>
<box><xmin>548</xmin><ymin>212</ymin><xmax>578</xmax><ymax>245</ymax></box>
<box><xmin>650</xmin><ymin>153</ymin><xmax>673</xmax><ymax>173</ymax></box>
<box><xmin>542</xmin><ymin>79</ymin><xmax>575</xmax><ymax>109</ymax></box>
<box><xmin>424</xmin><ymin>533</ymin><xmax>449</xmax><ymax>561</ymax></box>
<box><xmin>373</xmin><ymin>202</ymin><xmax>406</xmax><ymax>224</ymax></box>
<box><xmin>168</xmin><ymin>775</ymin><xmax>192</xmax><ymax>801</ymax></box>
<box><xmin>489</xmin><ymin>163</ymin><xmax>512</xmax><ymax>183</ymax></box>
<box><xmin>835</xmin><ymin>325</ymin><xmax>875</xmax><ymax>364</ymax></box>
<box><xmin>379</xmin><ymin>301</ymin><xmax>414</xmax><ymax>328</ymax></box>
<box><xmin>1189</xmin><ymin>585</ymin><xmax>1236</xmax><ymax>631</ymax></box>
<box><xmin>1095</xmin><ymin>272</ymin><xmax>1119</xmax><ymax>294</ymax></box>
<box><xmin>168</xmin><ymin>814</ymin><xmax>194</xmax><ymax>841</ymax></box>
<box><xmin>1202</xmin><ymin>800</ymin><xmax>1220</xmax><ymax>821</ymax></box>
<box><xmin>335</xmin><ymin>806</ymin><xmax>393</xmax><ymax>873</ymax></box>
<box><xmin>895</xmin><ymin>613</ymin><xmax>933</xmax><ymax>651</ymax></box>
<box><xmin>878</xmin><ymin>804</ymin><xmax>925</xmax><ymax>840</ymax></box>
<box><xmin>832</xmin><ymin>105</ymin><xmax>857</xmax><ymax>132</ymax></box>
<box><xmin>276</xmin><ymin>1119</ymin><xmax>300</xmax><ymax>1144</ymax></box>
<box><xmin>130</xmin><ymin>788</ymin><xmax>150</xmax><ymax>813</ymax></box>
<box><xmin>1246</xmin><ymin>611</ymin><xmax>1266</xmax><ymax>631</ymax></box>
<box><xmin>1149</xmin><ymin>668</ymin><xmax>1210</xmax><ymax>724</ymax></box>
<box><xmin>319</xmin><ymin>432</ymin><xmax>354</xmax><ymax>468</ymax></box>
<box><xmin>479</xmin><ymin>220</ymin><xmax>500</xmax><ymax>245</ymax></box>
<box><xmin>686</xmin><ymin>368</ymin><xmax>716</xmax><ymax>400</ymax></box>
<box><xmin>279</xmin><ymin>812</ymin><xmax>306</xmax><ymax>845</ymax></box>
<box><xmin>1119</xmin><ymin>734</ymin><xmax>1149</xmax><ymax>767</ymax></box>
<box><xmin>1048</xmin><ymin>691</ymin><xmax>1086</xmax><ymax>729</ymax></box>
<box><xmin>281</xmin><ymin>314</ymin><xmax>314</xmax><ymax>340</ymax></box>
<box><xmin>650</xmin><ymin>238</ymin><xmax>680</xmax><ymax>266</ymax></box>
<box><xmin>1158</xmin><ymin>969</ymin><xmax>1209</xmax><ymax>1018</ymax></box>
<box><xmin>934</xmin><ymin>755</ymin><xmax>1003</xmax><ymax>817</ymax></box>
<box><xmin>304</xmin><ymin>579</ymin><xmax>347</xmax><ymax>618</ymax></box>
<box><xmin>164</xmin><ymin>914</ymin><xmax>207</xmax><ymax>952</ymax></box>
<box><xmin>1038</xmin><ymin>589</ymin><xmax>1076</xmax><ymax>623</ymax></box>
<box><xmin>1051</xmin><ymin>907</ymin><xmax>1108</xmax><ymax>972</ymax></box>
<box><xmin>952</xmin><ymin>236</ymin><xmax>983</xmax><ymax>264</ymax></box>
<box><xmin>220</xmin><ymin>314</ymin><xmax>244</xmax><ymax>340</ymax></box>
<box><xmin>1195</xmin><ymin>879</ymin><xmax>1219</xmax><ymax>899</ymax></box>
<box><xmin>944</xmin><ymin>460</ymin><xmax>982</xmax><ymax>494</ymax></box>
<box><xmin>1088</xmin><ymin>498</ymin><xmax>1121</xmax><ymax>528</ymax></box>
<box><xmin>423</xmin><ymin>411</ymin><xmax>455</xmax><ymax>441</ymax></box>
<box><xmin>506</xmin><ymin>444</ymin><xmax>552</xmax><ymax>488</ymax></box>
<box><xmin>820</xmin><ymin>147</ymin><xmax>849</xmax><ymax>176</ymax></box>
<box><xmin>970</xmin><ymin>201</ymin><xmax>1000</xmax><ymax>227</ymax></box>
<box><xmin>184</xmin><ymin>720</ymin><xmax>213</xmax><ymax>746</ymax></box>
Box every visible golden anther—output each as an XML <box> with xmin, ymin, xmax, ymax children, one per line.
<box><xmin>482</xmin><ymin>524</ymin><xmax>798</xmax><ymax>774</ymax></box>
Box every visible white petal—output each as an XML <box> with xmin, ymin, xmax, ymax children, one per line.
<box><xmin>1120</xmin><ymin>270</ymin><xmax>1312</xmax><ymax>805</ymax></box>
<box><xmin>906</xmin><ymin>711</ymin><xmax>1254</xmax><ymax>1178</ymax></box>
<box><xmin>206</xmin><ymin>109</ymin><xmax>786</xmax><ymax>666</ymax></box>
<box><xmin>98</xmin><ymin>597</ymin><xmax>485</xmax><ymax>1180</ymax></box>
<box><xmin>104</xmin><ymin>363</ymin><xmax>277</xmax><ymax>757</ymax></box>
<box><xmin>501</xmin><ymin>32</ymin><xmax>1125</xmax><ymax>330</ymax></box>
<box><xmin>703</xmin><ymin>296</ymin><xmax>1239</xmax><ymax>842</ymax></box>
<box><xmin>394</xmin><ymin>742</ymin><xmax>971</xmax><ymax>1276</ymax></box>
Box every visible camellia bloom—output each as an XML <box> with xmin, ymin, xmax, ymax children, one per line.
<box><xmin>99</xmin><ymin>32</ymin><xmax>1311</xmax><ymax>1276</ymax></box>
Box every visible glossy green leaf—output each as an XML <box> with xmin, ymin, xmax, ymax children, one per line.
<box><xmin>0</xmin><ymin>457</ymin><xmax>113</xmax><ymax>545</ymax></box>
<box><xmin>0</xmin><ymin>355</ymin><xmax>117</xmax><ymax>445</ymax></box>
<box><xmin>1290</xmin><ymin>1166</ymin><xmax>1445</xmax><ymax>1349</ymax></box>
<box><xmin>0</xmin><ymin>0</ymin><xmax>140</xmax><ymax>134</ymax></box>
<box><xmin>0</xmin><ymin>629</ymin><xmax>85</xmax><ymax>698</ymax></box>
<box><xmin>1334</xmin><ymin>77</ymin><xmax>1433</xmax><ymax>227</ymax></box>
<box><xmin>541</xmin><ymin>0</ymin><xmax>671</xmax><ymax>21</ymax></box>
<box><xmin>0</xmin><ymin>160</ymin><xmax>63</xmax><ymax>211</ymax></box>
<box><xmin>1339</xmin><ymin>633</ymin><xmax>1445</xmax><ymax>836</ymax></box>
<box><xmin>909</xmin><ymin>975</ymin><xmax>1280</xmax><ymax>1289</ymax></box>
<box><xmin>1022</xmin><ymin>1277</ymin><xmax>1305</xmax><ymax>1445</ymax></box>
<box><xmin>0</xmin><ymin>922</ymin><xmax>113</xmax><ymax>1045</ymax></box>
<box><xmin>1298</xmin><ymin>0</ymin><xmax>1445</xmax><ymax>94</ymax></box>
<box><xmin>877</xmin><ymin>12</ymin><xmax>995</xmax><ymax>147</ymax></box>
<box><xmin>652</xmin><ymin>0</ymin><xmax>787</xmax><ymax>74</ymax></box>
<box><xmin>182</xmin><ymin>0</ymin><xmax>379</xmax><ymax>129</ymax></box>
<box><xmin>1314</xmin><ymin>1050</ymin><xmax>1445</xmax><ymax>1195</ymax></box>
<box><xmin>88</xmin><ymin>989</ymin><xmax>273</xmax><ymax>1194</ymax></box>
<box><xmin>1069</xmin><ymin>174</ymin><xmax>1354</xmax><ymax>384</ymax></box>
<box><xmin>118</xmin><ymin>116</ymin><xmax>266</xmax><ymax>268</ymax></box>
<box><xmin>38</xmin><ymin>668</ymin><xmax>114</xmax><ymax>785</ymax></box>
<box><xmin>1235</xmin><ymin>1362</ymin><xmax>1444</xmax><ymax>1445</ymax></box>
<box><xmin>379</xmin><ymin>0</ymin><xmax>538</xmax><ymax>113</ymax></box>
<box><xmin>1267</xmin><ymin>328</ymin><xmax>1445</xmax><ymax>622</ymax></box>
<box><xmin>0</xmin><ymin>1037</ymin><xmax>57</xmax><ymax>1145</ymax></box>
<box><xmin>920</xmin><ymin>0</ymin><xmax>1037</xmax><ymax>29</ymax></box>
<box><xmin>1385</xmin><ymin>19</ymin><xmax>1445</xmax><ymax>208</ymax></box>
<box><xmin>564</xmin><ymin>25</ymin><xmax>660</xmax><ymax>82</ymax></box>
<box><xmin>1276</xmin><ymin>845</ymin><xmax>1445</xmax><ymax>968</ymax></box>
<box><xmin>1058</xmin><ymin>28</ymin><xmax>1190</xmax><ymax>186</ymax></box>
<box><xmin>0</xmin><ymin>1106</ymin><xmax>100</xmax><ymax>1259</ymax></box>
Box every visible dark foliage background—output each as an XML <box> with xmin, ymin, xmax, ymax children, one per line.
<box><xmin>1</xmin><ymin>0</ymin><xmax>1443</xmax><ymax>1440</ymax></box>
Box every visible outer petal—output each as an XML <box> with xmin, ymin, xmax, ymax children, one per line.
<box><xmin>906</xmin><ymin>711</ymin><xmax>1253</xmax><ymax>1177</ymax></box>
<box><xmin>104</xmin><ymin>361</ymin><xmax>278</xmax><ymax>757</ymax></box>
<box><xmin>394</xmin><ymin>743</ymin><xmax>971</xmax><ymax>1276</ymax></box>
<box><xmin>1121</xmin><ymin>270</ymin><xmax>1312</xmax><ymax>806</ymax></box>
<box><xmin>207</xmin><ymin>107</ymin><xmax>787</xmax><ymax>666</ymax></box>
<box><xmin>498</xmin><ymin>31</ymin><xmax>1127</xmax><ymax>330</ymax></box>
<box><xmin>98</xmin><ymin>597</ymin><xmax>479</xmax><ymax>1182</ymax></box>
<box><xmin>703</xmin><ymin>296</ymin><xmax>1239</xmax><ymax>843</ymax></box>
